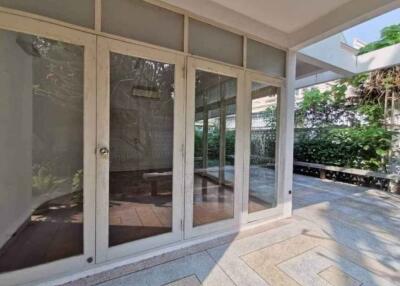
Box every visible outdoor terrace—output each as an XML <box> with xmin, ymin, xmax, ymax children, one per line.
<box><xmin>66</xmin><ymin>175</ymin><xmax>400</xmax><ymax>286</ymax></box>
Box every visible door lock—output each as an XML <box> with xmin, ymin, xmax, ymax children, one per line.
<box><xmin>87</xmin><ymin>257</ymin><xmax>93</xmax><ymax>263</ymax></box>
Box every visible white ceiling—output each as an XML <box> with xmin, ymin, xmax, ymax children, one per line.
<box><xmin>208</xmin><ymin>0</ymin><xmax>353</xmax><ymax>33</ymax></box>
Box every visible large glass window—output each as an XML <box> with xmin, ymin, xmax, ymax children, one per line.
<box><xmin>0</xmin><ymin>29</ymin><xmax>84</xmax><ymax>272</ymax></box>
<box><xmin>193</xmin><ymin>70</ymin><xmax>237</xmax><ymax>226</ymax></box>
<box><xmin>248</xmin><ymin>82</ymin><xmax>278</xmax><ymax>213</ymax></box>
<box><xmin>108</xmin><ymin>52</ymin><xmax>175</xmax><ymax>246</ymax></box>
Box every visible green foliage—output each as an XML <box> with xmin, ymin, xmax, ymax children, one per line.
<box><xmin>250</xmin><ymin>130</ymin><xmax>276</xmax><ymax>165</ymax></box>
<box><xmin>72</xmin><ymin>169</ymin><xmax>83</xmax><ymax>192</ymax></box>
<box><xmin>343</xmin><ymin>73</ymin><xmax>368</xmax><ymax>87</ymax></box>
<box><xmin>295</xmin><ymin>75</ymin><xmax>393</xmax><ymax>171</ymax></box>
<box><xmin>194</xmin><ymin>126</ymin><xmax>235</xmax><ymax>164</ymax></box>
<box><xmin>358</xmin><ymin>24</ymin><xmax>400</xmax><ymax>55</ymax></box>
<box><xmin>194</xmin><ymin>126</ymin><xmax>203</xmax><ymax>157</ymax></box>
<box><xmin>263</xmin><ymin>106</ymin><xmax>277</xmax><ymax>129</ymax></box>
<box><xmin>357</xmin><ymin>103</ymin><xmax>385</xmax><ymax>123</ymax></box>
<box><xmin>225</xmin><ymin>130</ymin><xmax>236</xmax><ymax>162</ymax></box>
<box><xmin>32</xmin><ymin>164</ymin><xmax>66</xmax><ymax>194</ymax></box>
<box><xmin>296</xmin><ymin>84</ymin><xmax>359</xmax><ymax>128</ymax></box>
<box><xmin>294</xmin><ymin>126</ymin><xmax>392</xmax><ymax>171</ymax></box>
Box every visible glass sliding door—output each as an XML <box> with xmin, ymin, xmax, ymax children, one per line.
<box><xmin>96</xmin><ymin>37</ymin><xmax>185</xmax><ymax>261</ymax></box>
<box><xmin>185</xmin><ymin>58</ymin><xmax>244</xmax><ymax>238</ymax></box>
<box><xmin>249</xmin><ymin>82</ymin><xmax>278</xmax><ymax>212</ymax></box>
<box><xmin>244</xmin><ymin>72</ymin><xmax>283</xmax><ymax>222</ymax></box>
<box><xmin>193</xmin><ymin>70</ymin><xmax>237</xmax><ymax>227</ymax></box>
<box><xmin>0</xmin><ymin>12</ymin><xmax>96</xmax><ymax>286</ymax></box>
<box><xmin>108</xmin><ymin>52</ymin><xmax>175</xmax><ymax>247</ymax></box>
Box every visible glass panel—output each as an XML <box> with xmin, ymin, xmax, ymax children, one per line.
<box><xmin>249</xmin><ymin>82</ymin><xmax>278</xmax><ymax>213</ymax></box>
<box><xmin>189</xmin><ymin>19</ymin><xmax>243</xmax><ymax>66</ymax></box>
<box><xmin>0</xmin><ymin>0</ymin><xmax>95</xmax><ymax>28</ymax></box>
<box><xmin>194</xmin><ymin>70</ymin><xmax>236</xmax><ymax>226</ymax></box>
<box><xmin>247</xmin><ymin>39</ymin><xmax>286</xmax><ymax>77</ymax></box>
<box><xmin>102</xmin><ymin>0</ymin><xmax>184</xmax><ymax>51</ymax></box>
<box><xmin>0</xmin><ymin>29</ymin><xmax>84</xmax><ymax>272</ymax></box>
<box><xmin>109</xmin><ymin>52</ymin><xmax>175</xmax><ymax>246</ymax></box>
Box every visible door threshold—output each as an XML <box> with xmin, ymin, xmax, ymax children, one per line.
<box><xmin>44</xmin><ymin>215</ymin><xmax>290</xmax><ymax>286</ymax></box>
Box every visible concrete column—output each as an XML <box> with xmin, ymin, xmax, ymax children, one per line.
<box><xmin>277</xmin><ymin>50</ymin><xmax>296</xmax><ymax>218</ymax></box>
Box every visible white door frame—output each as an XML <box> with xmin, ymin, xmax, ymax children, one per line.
<box><xmin>0</xmin><ymin>11</ymin><xmax>97</xmax><ymax>286</ymax></box>
<box><xmin>96</xmin><ymin>37</ymin><xmax>186</xmax><ymax>262</ymax></box>
<box><xmin>184</xmin><ymin>57</ymin><xmax>245</xmax><ymax>239</ymax></box>
<box><xmin>242</xmin><ymin>70</ymin><xmax>285</xmax><ymax>223</ymax></box>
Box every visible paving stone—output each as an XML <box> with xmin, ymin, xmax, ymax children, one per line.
<box><xmin>65</xmin><ymin>176</ymin><xmax>400</xmax><ymax>286</ymax></box>
<box><xmin>319</xmin><ymin>266</ymin><xmax>362</xmax><ymax>286</ymax></box>
<box><xmin>278</xmin><ymin>246</ymin><xmax>395</xmax><ymax>286</ymax></box>
<box><xmin>98</xmin><ymin>252</ymin><xmax>235</xmax><ymax>286</ymax></box>
<box><xmin>164</xmin><ymin>275</ymin><xmax>201</xmax><ymax>286</ymax></box>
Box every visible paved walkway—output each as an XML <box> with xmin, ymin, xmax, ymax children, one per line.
<box><xmin>67</xmin><ymin>175</ymin><xmax>400</xmax><ymax>286</ymax></box>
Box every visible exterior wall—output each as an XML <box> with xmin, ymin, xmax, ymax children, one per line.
<box><xmin>0</xmin><ymin>2</ymin><xmax>293</xmax><ymax>284</ymax></box>
<box><xmin>0</xmin><ymin>30</ymin><xmax>32</xmax><ymax>248</ymax></box>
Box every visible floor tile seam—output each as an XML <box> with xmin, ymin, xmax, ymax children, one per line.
<box><xmin>92</xmin><ymin>251</ymin><xmax>209</xmax><ymax>286</ymax></box>
<box><xmin>312</xmin><ymin>244</ymin><xmax>398</xmax><ymax>285</ymax></box>
<box><xmin>236</xmin><ymin>232</ymin><xmax>307</xmax><ymax>260</ymax></box>
<box><xmin>160</xmin><ymin>274</ymin><xmax>201</xmax><ymax>286</ymax></box>
<box><xmin>203</xmin><ymin>251</ymin><xmax>238</xmax><ymax>286</ymax></box>
<box><xmin>239</xmin><ymin>249</ymin><xmax>302</xmax><ymax>286</ymax></box>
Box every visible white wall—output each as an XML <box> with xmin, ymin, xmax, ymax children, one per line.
<box><xmin>110</xmin><ymin>82</ymin><xmax>174</xmax><ymax>172</ymax></box>
<box><xmin>0</xmin><ymin>30</ymin><xmax>33</xmax><ymax>248</ymax></box>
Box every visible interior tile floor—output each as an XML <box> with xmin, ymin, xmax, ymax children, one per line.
<box><xmin>65</xmin><ymin>174</ymin><xmax>400</xmax><ymax>286</ymax></box>
<box><xmin>0</xmin><ymin>169</ymin><xmax>275</xmax><ymax>273</ymax></box>
<box><xmin>0</xmin><ymin>192</ymin><xmax>83</xmax><ymax>273</ymax></box>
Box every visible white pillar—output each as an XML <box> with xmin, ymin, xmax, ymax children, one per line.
<box><xmin>278</xmin><ymin>50</ymin><xmax>296</xmax><ymax>218</ymax></box>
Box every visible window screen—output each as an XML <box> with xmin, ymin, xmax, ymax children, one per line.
<box><xmin>102</xmin><ymin>0</ymin><xmax>184</xmax><ymax>51</ymax></box>
<box><xmin>0</xmin><ymin>0</ymin><xmax>95</xmax><ymax>28</ymax></box>
<box><xmin>189</xmin><ymin>19</ymin><xmax>243</xmax><ymax>66</ymax></box>
<box><xmin>247</xmin><ymin>39</ymin><xmax>286</xmax><ymax>77</ymax></box>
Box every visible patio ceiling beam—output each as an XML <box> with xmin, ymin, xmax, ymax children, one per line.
<box><xmin>296</xmin><ymin>43</ymin><xmax>400</xmax><ymax>88</ymax></box>
<box><xmin>295</xmin><ymin>71</ymin><xmax>345</xmax><ymax>89</ymax></box>
<box><xmin>356</xmin><ymin>43</ymin><xmax>400</xmax><ymax>73</ymax></box>
<box><xmin>297</xmin><ymin>51</ymin><xmax>355</xmax><ymax>78</ymax></box>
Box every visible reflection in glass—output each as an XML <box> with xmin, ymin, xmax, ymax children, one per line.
<box><xmin>109</xmin><ymin>53</ymin><xmax>174</xmax><ymax>246</ymax></box>
<box><xmin>249</xmin><ymin>82</ymin><xmax>278</xmax><ymax>213</ymax></box>
<box><xmin>0</xmin><ymin>30</ymin><xmax>84</xmax><ymax>272</ymax></box>
<box><xmin>193</xmin><ymin>70</ymin><xmax>236</xmax><ymax>226</ymax></box>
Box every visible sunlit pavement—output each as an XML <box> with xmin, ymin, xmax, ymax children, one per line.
<box><xmin>66</xmin><ymin>175</ymin><xmax>400</xmax><ymax>286</ymax></box>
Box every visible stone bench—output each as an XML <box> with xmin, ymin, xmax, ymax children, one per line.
<box><xmin>143</xmin><ymin>171</ymin><xmax>172</xmax><ymax>196</ymax></box>
<box><xmin>294</xmin><ymin>161</ymin><xmax>400</xmax><ymax>193</ymax></box>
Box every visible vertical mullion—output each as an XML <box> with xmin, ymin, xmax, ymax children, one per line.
<box><xmin>95</xmin><ymin>0</ymin><xmax>101</xmax><ymax>32</ymax></box>
<box><xmin>95</xmin><ymin>38</ymin><xmax>110</xmax><ymax>263</ymax></box>
<box><xmin>243</xmin><ymin>36</ymin><xmax>247</xmax><ymax>68</ymax></box>
<box><xmin>184</xmin><ymin>14</ymin><xmax>189</xmax><ymax>53</ymax></box>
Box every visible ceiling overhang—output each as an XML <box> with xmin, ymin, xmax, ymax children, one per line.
<box><xmin>156</xmin><ymin>0</ymin><xmax>400</xmax><ymax>50</ymax></box>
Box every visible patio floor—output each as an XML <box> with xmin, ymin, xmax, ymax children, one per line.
<box><xmin>65</xmin><ymin>174</ymin><xmax>400</xmax><ymax>286</ymax></box>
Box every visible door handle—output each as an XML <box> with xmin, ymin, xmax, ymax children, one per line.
<box><xmin>99</xmin><ymin>147</ymin><xmax>109</xmax><ymax>157</ymax></box>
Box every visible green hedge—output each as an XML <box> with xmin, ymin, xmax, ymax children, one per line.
<box><xmin>294</xmin><ymin>126</ymin><xmax>392</xmax><ymax>171</ymax></box>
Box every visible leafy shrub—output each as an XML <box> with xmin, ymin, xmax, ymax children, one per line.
<box><xmin>294</xmin><ymin>126</ymin><xmax>392</xmax><ymax>171</ymax></box>
<box><xmin>32</xmin><ymin>164</ymin><xmax>66</xmax><ymax>194</ymax></box>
